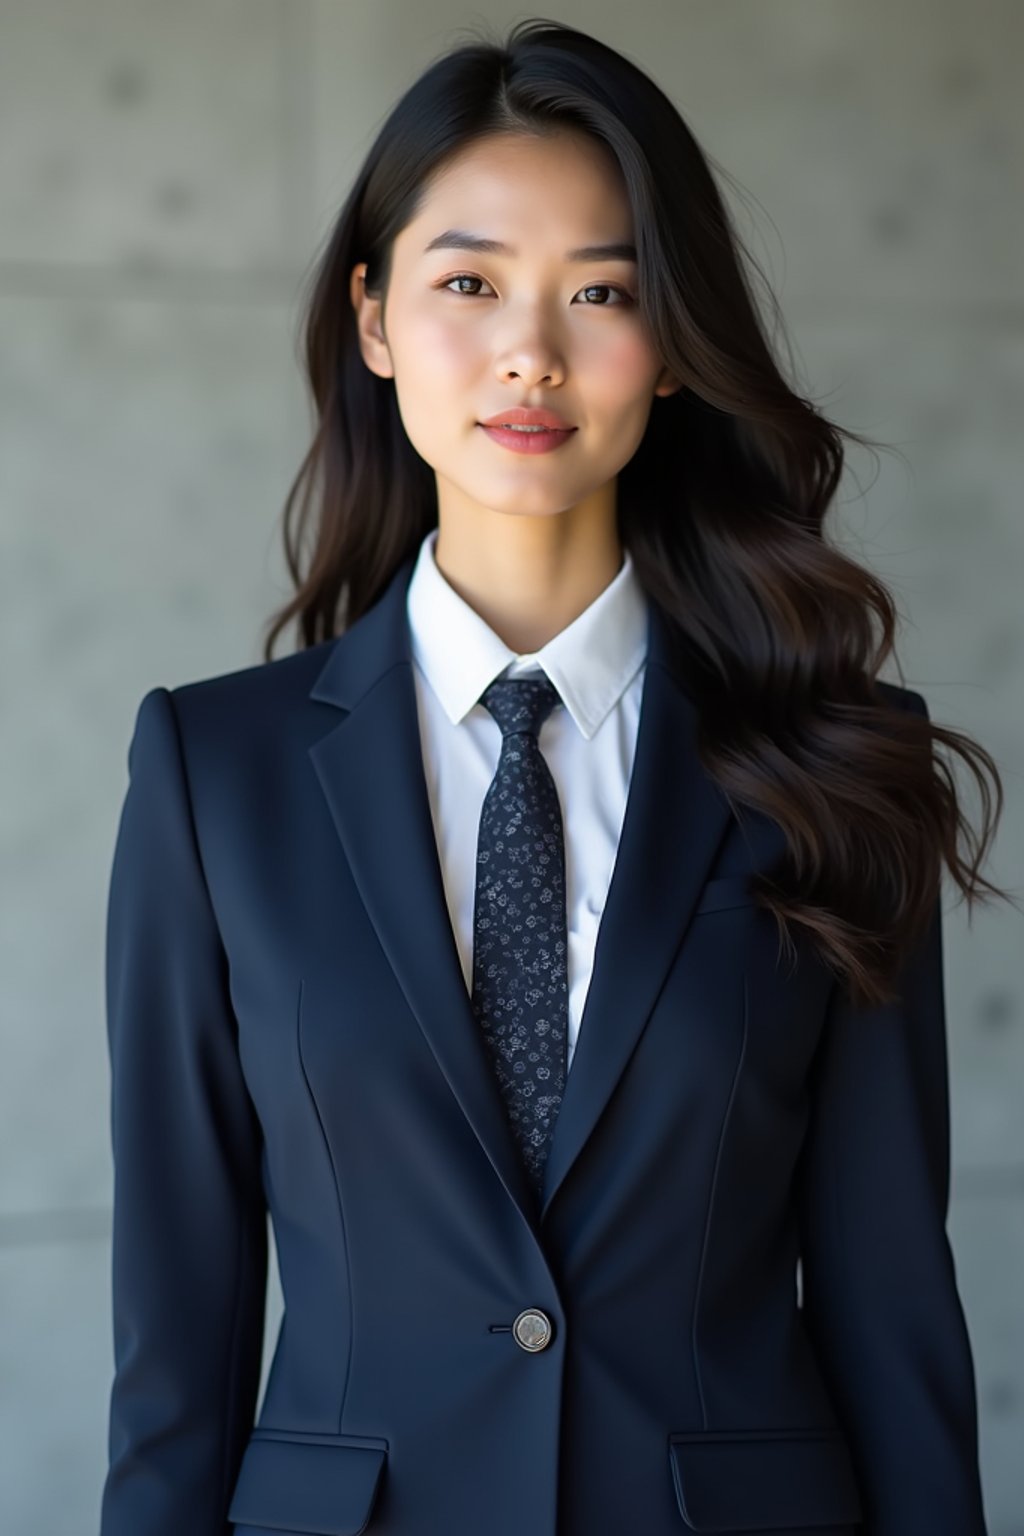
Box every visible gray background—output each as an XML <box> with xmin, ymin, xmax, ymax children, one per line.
<box><xmin>2</xmin><ymin>2</ymin><xmax>1022</xmax><ymax>1531</ymax></box>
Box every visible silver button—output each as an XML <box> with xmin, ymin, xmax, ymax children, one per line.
<box><xmin>513</xmin><ymin>1308</ymin><xmax>553</xmax><ymax>1351</ymax></box>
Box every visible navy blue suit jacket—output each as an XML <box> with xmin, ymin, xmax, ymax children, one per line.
<box><xmin>100</xmin><ymin>551</ymin><xmax>987</xmax><ymax>1536</ymax></box>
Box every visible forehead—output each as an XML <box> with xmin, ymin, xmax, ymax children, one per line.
<box><xmin>400</xmin><ymin>131</ymin><xmax>632</xmax><ymax>252</ymax></box>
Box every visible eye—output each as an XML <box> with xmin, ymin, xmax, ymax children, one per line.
<box><xmin>442</xmin><ymin>273</ymin><xmax>492</xmax><ymax>297</ymax></box>
<box><xmin>439</xmin><ymin>273</ymin><xmax>633</xmax><ymax>305</ymax></box>
<box><xmin>576</xmin><ymin>283</ymin><xmax>632</xmax><ymax>306</ymax></box>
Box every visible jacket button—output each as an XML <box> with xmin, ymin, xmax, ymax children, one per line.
<box><xmin>513</xmin><ymin>1308</ymin><xmax>553</xmax><ymax>1351</ymax></box>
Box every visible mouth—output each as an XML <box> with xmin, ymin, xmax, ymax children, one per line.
<box><xmin>477</xmin><ymin>421</ymin><xmax>578</xmax><ymax>455</ymax></box>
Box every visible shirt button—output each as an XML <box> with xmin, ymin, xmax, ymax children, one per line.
<box><xmin>513</xmin><ymin>1308</ymin><xmax>553</xmax><ymax>1351</ymax></box>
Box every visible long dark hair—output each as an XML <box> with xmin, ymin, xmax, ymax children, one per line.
<box><xmin>262</xmin><ymin>15</ymin><xmax>1012</xmax><ymax>1008</ymax></box>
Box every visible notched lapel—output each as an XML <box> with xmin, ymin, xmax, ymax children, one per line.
<box><xmin>306</xmin><ymin>557</ymin><xmax>734</xmax><ymax>1240</ymax></box>
<box><xmin>537</xmin><ymin>615</ymin><xmax>733</xmax><ymax>1222</ymax></box>
<box><xmin>307</xmin><ymin>558</ymin><xmax>542</xmax><ymax>1238</ymax></box>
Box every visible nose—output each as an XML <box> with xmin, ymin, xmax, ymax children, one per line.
<box><xmin>496</xmin><ymin>323</ymin><xmax>566</xmax><ymax>389</ymax></box>
<box><xmin>499</xmin><ymin>355</ymin><xmax>564</xmax><ymax>387</ymax></box>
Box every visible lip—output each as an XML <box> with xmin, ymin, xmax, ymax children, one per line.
<box><xmin>478</xmin><ymin>422</ymin><xmax>577</xmax><ymax>455</ymax></box>
<box><xmin>479</xmin><ymin>406</ymin><xmax>575</xmax><ymax>430</ymax></box>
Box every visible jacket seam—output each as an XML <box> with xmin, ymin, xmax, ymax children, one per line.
<box><xmin>218</xmin><ymin>1212</ymin><xmax>247</xmax><ymax>1515</ymax></box>
<box><xmin>296</xmin><ymin>976</ymin><xmax>355</xmax><ymax>1435</ymax></box>
<box><xmin>691</xmin><ymin>974</ymin><xmax>749</xmax><ymax>1429</ymax></box>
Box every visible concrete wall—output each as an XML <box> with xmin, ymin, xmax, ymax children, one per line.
<box><xmin>2</xmin><ymin>2</ymin><xmax>1021</xmax><ymax>1530</ymax></box>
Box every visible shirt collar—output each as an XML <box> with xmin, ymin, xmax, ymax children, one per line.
<box><xmin>406</xmin><ymin>526</ymin><xmax>649</xmax><ymax>740</ymax></box>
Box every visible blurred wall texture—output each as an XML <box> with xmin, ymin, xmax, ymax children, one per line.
<box><xmin>1</xmin><ymin>2</ymin><xmax>1021</xmax><ymax>1531</ymax></box>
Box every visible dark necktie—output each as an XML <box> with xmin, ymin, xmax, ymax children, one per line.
<box><xmin>470</xmin><ymin>674</ymin><xmax>569</xmax><ymax>1204</ymax></box>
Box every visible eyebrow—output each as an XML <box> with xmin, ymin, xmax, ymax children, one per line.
<box><xmin>422</xmin><ymin>229</ymin><xmax>638</xmax><ymax>263</ymax></box>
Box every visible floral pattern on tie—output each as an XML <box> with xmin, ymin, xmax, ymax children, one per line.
<box><xmin>470</xmin><ymin>675</ymin><xmax>569</xmax><ymax>1203</ymax></box>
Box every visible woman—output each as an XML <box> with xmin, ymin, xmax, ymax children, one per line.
<box><xmin>99</xmin><ymin>18</ymin><xmax>1008</xmax><ymax>1536</ymax></box>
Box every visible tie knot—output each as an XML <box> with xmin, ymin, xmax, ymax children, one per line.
<box><xmin>479</xmin><ymin>674</ymin><xmax>561</xmax><ymax>739</ymax></box>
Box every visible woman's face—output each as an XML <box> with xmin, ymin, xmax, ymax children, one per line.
<box><xmin>350</xmin><ymin>130</ymin><xmax>680</xmax><ymax>524</ymax></box>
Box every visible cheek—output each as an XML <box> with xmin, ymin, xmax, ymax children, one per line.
<box><xmin>398</xmin><ymin>309</ymin><xmax>480</xmax><ymax>380</ymax></box>
<box><xmin>584</xmin><ymin>328</ymin><xmax>661</xmax><ymax>403</ymax></box>
<box><xmin>388</xmin><ymin>313</ymin><xmax>479</xmax><ymax>455</ymax></box>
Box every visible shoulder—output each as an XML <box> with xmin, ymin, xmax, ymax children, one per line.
<box><xmin>125</xmin><ymin>638</ymin><xmax>341</xmax><ymax>780</ymax></box>
<box><xmin>168</xmin><ymin>639</ymin><xmax>336</xmax><ymax>722</ymax></box>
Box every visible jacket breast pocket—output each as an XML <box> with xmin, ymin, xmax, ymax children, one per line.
<box><xmin>227</xmin><ymin>1427</ymin><xmax>388</xmax><ymax>1535</ymax></box>
<box><xmin>668</xmin><ymin>1426</ymin><xmax>864</xmax><ymax>1531</ymax></box>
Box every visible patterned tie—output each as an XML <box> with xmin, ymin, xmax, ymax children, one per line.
<box><xmin>470</xmin><ymin>674</ymin><xmax>569</xmax><ymax>1205</ymax></box>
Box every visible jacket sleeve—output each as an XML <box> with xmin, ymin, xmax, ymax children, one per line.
<box><xmin>795</xmin><ymin>687</ymin><xmax>989</xmax><ymax>1535</ymax></box>
<box><xmin>100</xmin><ymin>686</ymin><xmax>268</xmax><ymax>1536</ymax></box>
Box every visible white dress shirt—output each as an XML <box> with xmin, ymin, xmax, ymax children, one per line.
<box><xmin>405</xmin><ymin>526</ymin><xmax>649</xmax><ymax>1074</ymax></box>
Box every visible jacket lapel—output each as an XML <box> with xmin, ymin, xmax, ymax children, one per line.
<box><xmin>307</xmin><ymin>553</ymin><xmax>734</xmax><ymax>1237</ymax></box>
<box><xmin>537</xmin><ymin>647</ymin><xmax>733</xmax><ymax>1223</ymax></box>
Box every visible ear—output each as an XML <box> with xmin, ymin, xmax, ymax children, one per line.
<box><xmin>653</xmin><ymin>366</ymin><xmax>684</xmax><ymax>399</ymax></box>
<box><xmin>349</xmin><ymin>262</ymin><xmax>394</xmax><ymax>380</ymax></box>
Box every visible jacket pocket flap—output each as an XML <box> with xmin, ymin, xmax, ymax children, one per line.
<box><xmin>227</xmin><ymin>1429</ymin><xmax>388</xmax><ymax>1535</ymax></box>
<box><xmin>668</xmin><ymin>1428</ymin><xmax>863</xmax><ymax>1531</ymax></box>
